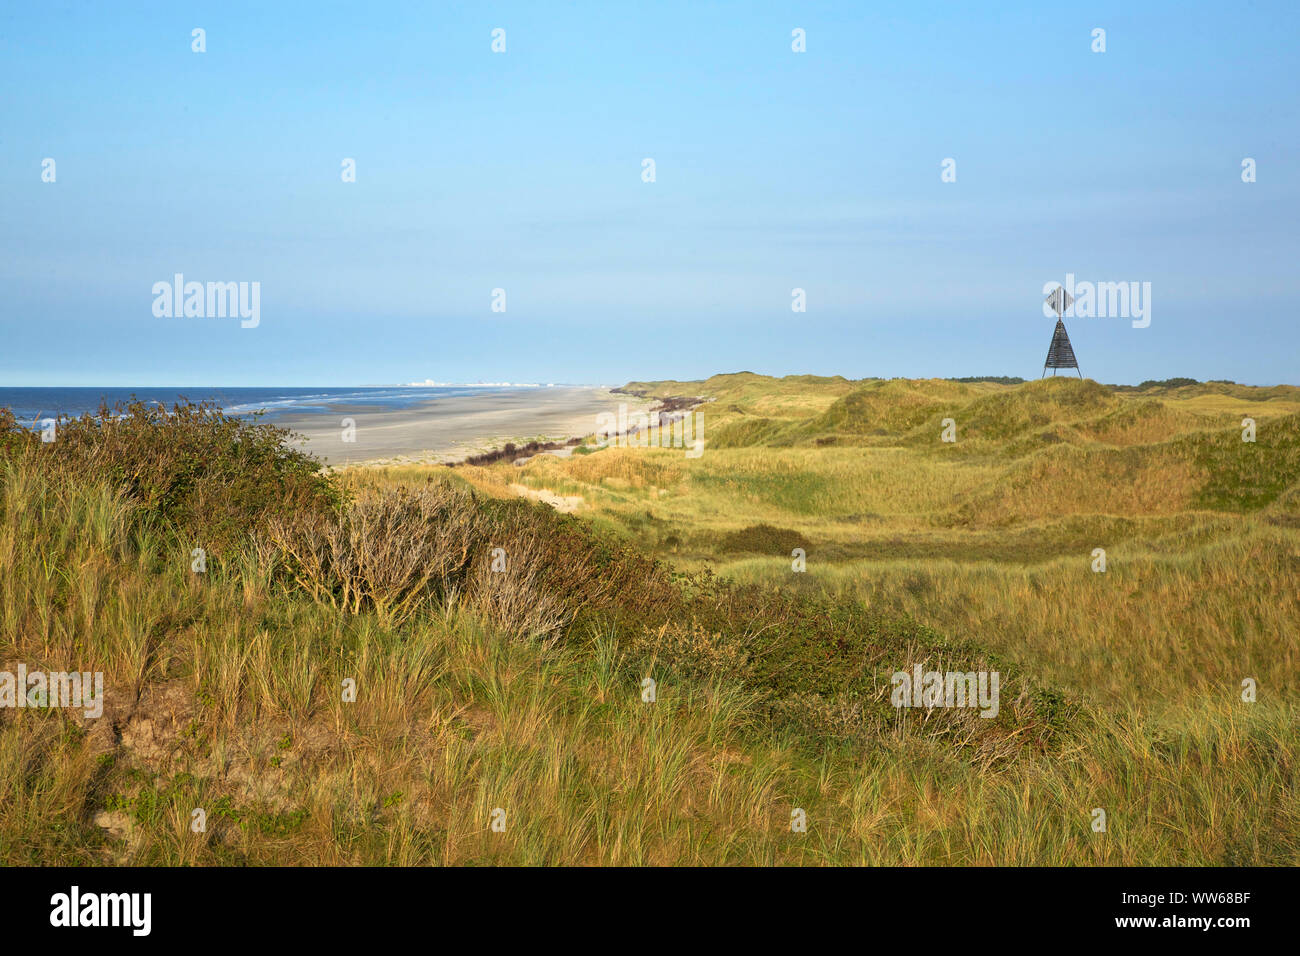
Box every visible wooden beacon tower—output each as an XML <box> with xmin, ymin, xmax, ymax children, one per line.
<box><xmin>1042</xmin><ymin>286</ymin><xmax>1082</xmax><ymax>378</ymax></box>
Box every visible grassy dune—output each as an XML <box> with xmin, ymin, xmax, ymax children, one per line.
<box><xmin>1</xmin><ymin>377</ymin><xmax>1297</xmax><ymax>865</ymax></box>
<box><xmin>497</xmin><ymin>374</ymin><xmax>1300</xmax><ymax>701</ymax></box>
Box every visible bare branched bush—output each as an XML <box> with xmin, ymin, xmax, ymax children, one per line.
<box><xmin>464</xmin><ymin>508</ymin><xmax>594</xmax><ymax>640</ymax></box>
<box><xmin>267</xmin><ymin>482</ymin><xmax>668</xmax><ymax>636</ymax></box>
<box><xmin>269</xmin><ymin>485</ymin><xmax>480</xmax><ymax>626</ymax></box>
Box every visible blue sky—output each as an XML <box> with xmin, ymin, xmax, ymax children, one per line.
<box><xmin>2</xmin><ymin>1</ymin><xmax>1296</xmax><ymax>386</ymax></box>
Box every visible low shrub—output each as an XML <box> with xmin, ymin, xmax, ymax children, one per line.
<box><xmin>267</xmin><ymin>482</ymin><xmax>672</xmax><ymax>636</ymax></box>
<box><xmin>717</xmin><ymin>523</ymin><xmax>811</xmax><ymax>555</ymax></box>
<box><xmin>0</xmin><ymin>400</ymin><xmax>340</xmax><ymax>555</ymax></box>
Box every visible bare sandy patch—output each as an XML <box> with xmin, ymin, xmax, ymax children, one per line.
<box><xmin>509</xmin><ymin>483</ymin><xmax>584</xmax><ymax>513</ymax></box>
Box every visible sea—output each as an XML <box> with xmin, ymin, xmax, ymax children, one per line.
<box><xmin>0</xmin><ymin>385</ymin><xmax>558</xmax><ymax>426</ymax></box>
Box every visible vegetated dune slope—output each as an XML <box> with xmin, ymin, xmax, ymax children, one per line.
<box><xmin>1</xmin><ymin>378</ymin><xmax>1296</xmax><ymax>866</ymax></box>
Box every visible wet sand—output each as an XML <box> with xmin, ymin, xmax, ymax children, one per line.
<box><xmin>273</xmin><ymin>386</ymin><xmax>647</xmax><ymax>468</ymax></box>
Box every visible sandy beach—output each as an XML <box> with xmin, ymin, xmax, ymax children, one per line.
<box><xmin>273</xmin><ymin>386</ymin><xmax>647</xmax><ymax>467</ymax></box>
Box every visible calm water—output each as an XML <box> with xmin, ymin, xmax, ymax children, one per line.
<box><xmin>0</xmin><ymin>385</ymin><xmax>536</xmax><ymax>425</ymax></box>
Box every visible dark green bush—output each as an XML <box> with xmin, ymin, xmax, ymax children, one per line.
<box><xmin>717</xmin><ymin>522</ymin><xmax>811</xmax><ymax>554</ymax></box>
<box><xmin>0</xmin><ymin>399</ymin><xmax>342</xmax><ymax>554</ymax></box>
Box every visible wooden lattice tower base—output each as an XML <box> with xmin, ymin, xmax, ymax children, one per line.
<box><xmin>1043</xmin><ymin>318</ymin><xmax>1081</xmax><ymax>377</ymax></box>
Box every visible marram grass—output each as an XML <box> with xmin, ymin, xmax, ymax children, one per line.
<box><xmin>0</xmin><ymin>380</ymin><xmax>1296</xmax><ymax>865</ymax></box>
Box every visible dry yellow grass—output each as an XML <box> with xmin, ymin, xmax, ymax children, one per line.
<box><xmin>2</xmin><ymin>376</ymin><xmax>1297</xmax><ymax>865</ymax></box>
